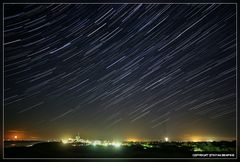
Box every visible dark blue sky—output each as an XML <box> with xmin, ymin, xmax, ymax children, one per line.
<box><xmin>4</xmin><ymin>4</ymin><xmax>236</xmax><ymax>141</ymax></box>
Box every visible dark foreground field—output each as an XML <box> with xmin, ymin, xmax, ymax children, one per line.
<box><xmin>4</xmin><ymin>141</ymin><xmax>236</xmax><ymax>158</ymax></box>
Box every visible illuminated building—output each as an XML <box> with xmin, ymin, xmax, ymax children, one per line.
<box><xmin>75</xmin><ymin>133</ymin><xmax>81</xmax><ymax>142</ymax></box>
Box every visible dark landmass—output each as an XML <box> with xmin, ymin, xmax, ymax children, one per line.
<box><xmin>4</xmin><ymin>140</ymin><xmax>45</xmax><ymax>148</ymax></box>
<box><xmin>4</xmin><ymin>141</ymin><xmax>236</xmax><ymax>158</ymax></box>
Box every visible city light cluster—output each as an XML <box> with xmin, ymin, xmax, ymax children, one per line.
<box><xmin>61</xmin><ymin>134</ymin><xmax>122</xmax><ymax>148</ymax></box>
<box><xmin>92</xmin><ymin>140</ymin><xmax>121</xmax><ymax>147</ymax></box>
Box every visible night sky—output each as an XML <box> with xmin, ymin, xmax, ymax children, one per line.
<box><xmin>4</xmin><ymin>4</ymin><xmax>236</xmax><ymax>141</ymax></box>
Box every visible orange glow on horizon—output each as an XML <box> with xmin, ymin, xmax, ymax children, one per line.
<box><xmin>5</xmin><ymin>130</ymin><xmax>38</xmax><ymax>140</ymax></box>
<box><xmin>184</xmin><ymin>135</ymin><xmax>216</xmax><ymax>142</ymax></box>
<box><xmin>127</xmin><ymin>137</ymin><xmax>140</xmax><ymax>142</ymax></box>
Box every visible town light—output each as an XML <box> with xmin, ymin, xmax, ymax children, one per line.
<box><xmin>164</xmin><ymin>137</ymin><xmax>169</xmax><ymax>142</ymax></box>
<box><xmin>62</xmin><ymin>139</ymin><xmax>68</xmax><ymax>144</ymax></box>
<box><xmin>112</xmin><ymin>142</ymin><xmax>121</xmax><ymax>148</ymax></box>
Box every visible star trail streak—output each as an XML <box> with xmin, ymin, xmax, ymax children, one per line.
<box><xmin>4</xmin><ymin>4</ymin><xmax>236</xmax><ymax>141</ymax></box>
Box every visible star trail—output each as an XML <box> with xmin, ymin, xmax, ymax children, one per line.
<box><xmin>4</xmin><ymin>4</ymin><xmax>236</xmax><ymax>141</ymax></box>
